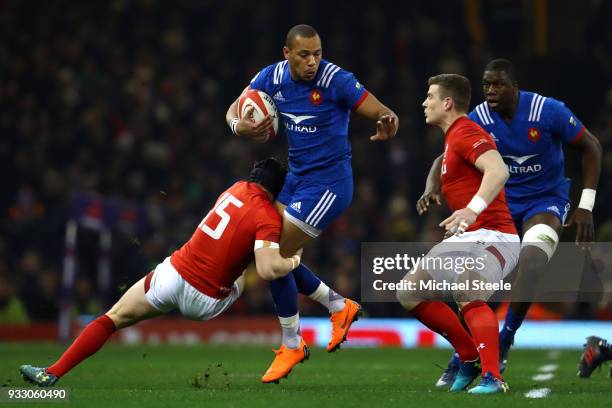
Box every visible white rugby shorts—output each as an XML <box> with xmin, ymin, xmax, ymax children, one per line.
<box><xmin>144</xmin><ymin>257</ymin><xmax>241</xmax><ymax>321</ymax></box>
<box><xmin>424</xmin><ymin>228</ymin><xmax>520</xmax><ymax>283</ymax></box>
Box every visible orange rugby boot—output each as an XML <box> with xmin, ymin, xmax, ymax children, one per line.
<box><xmin>327</xmin><ymin>299</ymin><xmax>362</xmax><ymax>352</ymax></box>
<box><xmin>261</xmin><ymin>338</ymin><xmax>310</xmax><ymax>384</ymax></box>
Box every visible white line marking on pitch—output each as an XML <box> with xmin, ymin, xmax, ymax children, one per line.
<box><xmin>525</xmin><ymin>388</ymin><xmax>551</xmax><ymax>398</ymax></box>
<box><xmin>532</xmin><ymin>373</ymin><xmax>554</xmax><ymax>381</ymax></box>
<box><xmin>524</xmin><ymin>353</ymin><xmax>559</xmax><ymax>398</ymax></box>
<box><xmin>538</xmin><ymin>364</ymin><xmax>559</xmax><ymax>373</ymax></box>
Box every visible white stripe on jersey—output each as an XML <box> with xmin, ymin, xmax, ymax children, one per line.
<box><xmin>535</xmin><ymin>96</ymin><xmax>547</xmax><ymax>121</ymax></box>
<box><xmin>250</xmin><ymin>72</ymin><xmax>260</xmax><ymax>84</ymax></box>
<box><xmin>305</xmin><ymin>190</ymin><xmax>331</xmax><ymax>224</ymax></box>
<box><xmin>317</xmin><ymin>63</ymin><xmax>336</xmax><ymax>87</ymax></box>
<box><xmin>529</xmin><ymin>94</ymin><xmax>542</xmax><ymax>121</ymax></box>
<box><xmin>323</xmin><ymin>66</ymin><xmax>341</xmax><ymax>88</ymax></box>
<box><xmin>311</xmin><ymin>193</ymin><xmax>337</xmax><ymax>227</ymax></box>
<box><xmin>474</xmin><ymin>105</ymin><xmax>486</xmax><ymax>124</ymax></box>
<box><xmin>273</xmin><ymin>61</ymin><xmax>287</xmax><ymax>85</ymax></box>
<box><xmin>475</xmin><ymin>104</ymin><xmax>489</xmax><ymax>125</ymax></box>
<box><xmin>483</xmin><ymin>102</ymin><xmax>494</xmax><ymax>124</ymax></box>
<box><xmin>528</xmin><ymin>94</ymin><xmax>538</xmax><ymax>121</ymax></box>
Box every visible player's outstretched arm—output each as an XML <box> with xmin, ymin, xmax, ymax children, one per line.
<box><xmin>439</xmin><ymin>150</ymin><xmax>509</xmax><ymax>235</ymax></box>
<box><xmin>254</xmin><ymin>247</ymin><xmax>302</xmax><ymax>281</ymax></box>
<box><xmin>354</xmin><ymin>93</ymin><xmax>399</xmax><ymax>141</ymax></box>
<box><xmin>564</xmin><ymin>129</ymin><xmax>602</xmax><ymax>244</ymax></box>
<box><xmin>226</xmin><ymin>86</ymin><xmax>273</xmax><ymax>140</ymax></box>
<box><xmin>417</xmin><ymin>153</ymin><xmax>444</xmax><ymax>215</ymax></box>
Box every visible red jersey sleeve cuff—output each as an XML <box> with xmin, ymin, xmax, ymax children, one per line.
<box><xmin>468</xmin><ymin>143</ymin><xmax>496</xmax><ymax>164</ymax></box>
<box><xmin>570</xmin><ymin>126</ymin><xmax>586</xmax><ymax>144</ymax></box>
<box><xmin>352</xmin><ymin>90</ymin><xmax>369</xmax><ymax>110</ymax></box>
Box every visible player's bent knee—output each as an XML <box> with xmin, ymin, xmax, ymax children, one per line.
<box><xmin>106</xmin><ymin>303</ymin><xmax>133</xmax><ymax>329</ymax></box>
<box><xmin>106</xmin><ymin>299</ymin><xmax>150</xmax><ymax>329</ymax></box>
<box><xmin>521</xmin><ymin>223</ymin><xmax>559</xmax><ymax>262</ymax></box>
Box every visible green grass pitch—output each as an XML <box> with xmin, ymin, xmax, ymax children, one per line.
<box><xmin>1</xmin><ymin>343</ymin><xmax>610</xmax><ymax>407</ymax></box>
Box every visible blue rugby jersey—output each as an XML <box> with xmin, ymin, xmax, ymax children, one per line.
<box><xmin>250</xmin><ymin>59</ymin><xmax>368</xmax><ymax>181</ymax></box>
<box><xmin>468</xmin><ymin>91</ymin><xmax>585</xmax><ymax>200</ymax></box>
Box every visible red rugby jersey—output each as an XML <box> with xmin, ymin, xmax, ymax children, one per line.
<box><xmin>170</xmin><ymin>181</ymin><xmax>281</xmax><ymax>298</ymax></box>
<box><xmin>441</xmin><ymin>116</ymin><xmax>517</xmax><ymax>235</ymax></box>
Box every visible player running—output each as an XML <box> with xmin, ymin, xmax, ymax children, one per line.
<box><xmin>397</xmin><ymin>74</ymin><xmax>519</xmax><ymax>394</ymax></box>
<box><xmin>226</xmin><ymin>24</ymin><xmax>398</xmax><ymax>383</ymax></box>
<box><xmin>419</xmin><ymin>59</ymin><xmax>602</xmax><ymax>386</ymax></box>
<box><xmin>20</xmin><ymin>158</ymin><xmax>303</xmax><ymax>387</ymax></box>
<box><xmin>578</xmin><ymin>336</ymin><xmax>612</xmax><ymax>378</ymax></box>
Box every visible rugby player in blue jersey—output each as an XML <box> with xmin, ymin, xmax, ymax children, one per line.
<box><xmin>226</xmin><ymin>24</ymin><xmax>398</xmax><ymax>383</ymax></box>
<box><xmin>418</xmin><ymin>59</ymin><xmax>602</xmax><ymax>387</ymax></box>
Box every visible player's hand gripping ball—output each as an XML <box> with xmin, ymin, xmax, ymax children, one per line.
<box><xmin>238</xmin><ymin>90</ymin><xmax>279</xmax><ymax>143</ymax></box>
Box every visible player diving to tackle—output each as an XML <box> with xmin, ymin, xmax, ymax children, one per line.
<box><xmin>397</xmin><ymin>74</ymin><xmax>520</xmax><ymax>394</ymax></box>
<box><xmin>419</xmin><ymin>60</ymin><xmax>602</xmax><ymax>386</ymax></box>
<box><xmin>226</xmin><ymin>24</ymin><xmax>398</xmax><ymax>383</ymax></box>
<box><xmin>20</xmin><ymin>158</ymin><xmax>302</xmax><ymax>386</ymax></box>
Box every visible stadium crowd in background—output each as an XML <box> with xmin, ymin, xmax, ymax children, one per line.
<box><xmin>1</xmin><ymin>0</ymin><xmax>612</xmax><ymax>322</ymax></box>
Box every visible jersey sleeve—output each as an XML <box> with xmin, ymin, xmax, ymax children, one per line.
<box><xmin>333</xmin><ymin>69</ymin><xmax>369</xmax><ymax>110</ymax></box>
<box><xmin>249</xmin><ymin>64</ymin><xmax>275</xmax><ymax>95</ymax></box>
<box><xmin>253</xmin><ymin>203</ymin><xmax>282</xmax><ymax>249</ymax></box>
<box><xmin>545</xmin><ymin>97</ymin><xmax>585</xmax><ymax>144</ymax></box>
<box><xmin>452</xmin><ymin>124</ymin><xmax>497</xmax><ymax>165</ymax></box>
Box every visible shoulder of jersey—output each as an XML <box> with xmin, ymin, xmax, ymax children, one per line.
<box><xmin>250</xmin><ymin>61</ymin><xmax>287</xmax><ymax>85</ymax></box>
<box><xmin>525</xmin><ymin>91</ymin><xmax>550</xmax><ymax>123</ymax></box>
<box><xmin>255</xmin><ymin>60</ymin><xmax>346</xmax><ymax>89</ymax></box>
<box><xmin>454</xmin><ymin>116</ymin><xmax>485</xmax><ymax>136</ymax></box>
<box><xmin>472</xmin><ymin>101</ymin><xmax>496</xmax><ymax>126</ymax></box>
<box><xmin>254</xmin><ymin>198</ymin><xmax>282</xmax><ymax>223</ymax></box>
<box><xmin>316</xmin><ymin>61</ymin><xmax>345</xmax><ymax>89</ymax></box>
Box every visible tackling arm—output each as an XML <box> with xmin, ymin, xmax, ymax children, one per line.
<box><xmin>254</xmin><ymin>247</ymin><xmax>301</xmax><ymax>281</ymax></box>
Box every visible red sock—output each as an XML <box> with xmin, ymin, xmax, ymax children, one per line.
<box><xmin>461</xmin><ymin>301</ymin><xmax>501</xmax><ymax>379</ymax></box>
<box><xmin>47</xmin><ymin>315</ymin><xmax>116</xmax><ymax>378</ymax></box>
<box><xmin>411</xmin><ymin>302</ymin><xmax>478</xmax><ymax>362</ymax></box>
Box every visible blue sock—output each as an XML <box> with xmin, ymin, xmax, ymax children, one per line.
<box><xmin>499</xmin><ymin>307</ymin><xmax>526</xmax><ymax>349</ymax></box>
<box><xmin>292</xmin><ymin>263</ymin><xmax>322</xmax><ymax>296</ymax></box>
<box><xmin>269</xmin><ymin>273</ymin><xmax>298</xmax><ymax>318</ymax></box>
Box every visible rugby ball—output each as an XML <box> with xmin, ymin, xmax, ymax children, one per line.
<box><xmin>238</xmin><ymin>89</ymin><xmax>279</xmax><ymax>143</ymax></box>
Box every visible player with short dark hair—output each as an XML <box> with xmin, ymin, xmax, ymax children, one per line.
<box><xmin>397</xmin><ymin>73</ymin><xmax>518</xmax><ymax>394</ymax></box>
<box><xmin>226</xmin><ymin>24</ymin><xmax>399</xmax><ymax>383</ymax></box>
<box><xmin>20</xmin><ymin>158</ymin><xmax>301</xmax><ymax>387</ymax></box>
<box><xmin>427</xmin><ymin>74</ymin><xmax>472</xmax><ymax>113</ymax></box>
<box><xmin>420</xmin><ymin>59</ymin><xmax>602</xmax><ymax>386</ymax></box>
